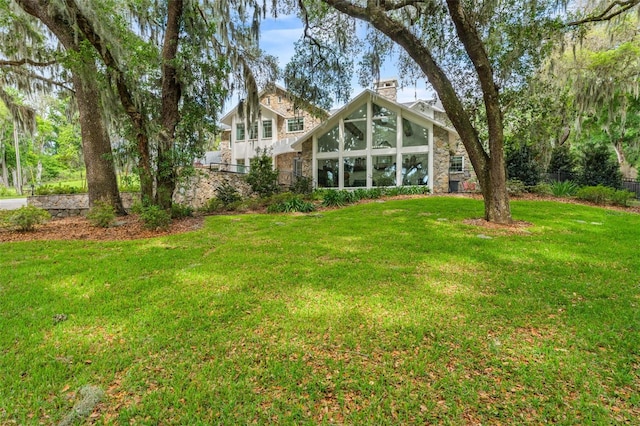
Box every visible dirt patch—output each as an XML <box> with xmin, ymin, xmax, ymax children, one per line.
<box><xmin>0</xmin><ymin>214</ymin><xmax>203</xmax><ymax>243</ymax></box>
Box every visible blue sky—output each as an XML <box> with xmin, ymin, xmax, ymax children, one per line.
<box><xmin>256</xmin><ymin>14</ymin><xmax>436</xmax><ymax>107</ymax></box>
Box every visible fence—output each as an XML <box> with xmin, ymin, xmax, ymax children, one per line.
<box><xmin>204</xmin><ymin>163</ymin><xmax>248</xmax><ymax>174</ymax></box>
<box><xmin>623</xmin><ymin>179</ymin><xmax>640</xmax><ymax>199</ymax></box>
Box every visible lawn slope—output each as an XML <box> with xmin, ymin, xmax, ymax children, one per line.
<box><xmin>1</xmin><ymin>197</ymin><xmax>639</xmax><ymax>424</ymax></box>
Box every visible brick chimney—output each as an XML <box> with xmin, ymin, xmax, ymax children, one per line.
<box><xmin>374</xmin><ymin>78</ymin><xmax>398</xmax><ymax>102</ymax></box>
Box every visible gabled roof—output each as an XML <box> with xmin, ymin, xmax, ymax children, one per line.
<box><xmin>219</xmin><ymin>83</ymin><xmax>327</xmax><ymax>125</ymax></box>
<box><xmin>291</xmin><ymin>89</ymin><xmax>457</xmax><ymax>150</ymax></box>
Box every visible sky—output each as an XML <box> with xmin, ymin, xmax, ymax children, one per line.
<box><xmin>253</xmin><ymin>14</ymin><xmax>436</xmax><ymax>108</ymax></box>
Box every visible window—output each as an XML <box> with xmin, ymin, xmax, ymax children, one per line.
<box><xmin>293</xmin><ymin>157</ymin><xmax>303</xmax><ymax>177</ymax></box>
<box><xmin>402</xmin><ymin>118</ymin><xmax>429</xmax><ymax>147</ymax></box>
<box><xmin>372</xmin><ymin>155</ymin><xmax>396</xmax><ymax>186</ymax></box>
<box><xmin>278</xmin><ymin>96</ymin><xmax>283</xmax><ymax>104</ymax></box>
<box><xmin>236</xmin><ymin>123</ymin><xmax>245</xmax><ymax>141</ymax></box>
<box><xmin>248</xmin><ymin>122</ymin><xmax>258</xmax><ymax>140</ymax></box>
<box><xmin>344</xmin><ymin>157</ymin><xmax>367</xmax><ymax>187</ymax></box>
<box><xmin>402</xmin><ymin>153</ymin><xmax>429</xmax><ymax>185</ymax></box>
<box><xmin>317</xmin><ymin>158</ymin><xmax>339</xmax><ymax>188</ymax></box>
<box><xmin>344</xmin><ymin>120</ymin><xmax>367</xmax><ymax>151</ymax></box>
<box><xmin>372</xmin><ymin>103</ymin><xmax>397</xmax><ymax>149</ymax></box>
<box><xmin>287</xmin><ymin>117</ymin><xmax>304</xmax><ymax>133</ymax></box>
<box><xmin>266</xmin><ymin>97</ymin><xmax>271</xmax><ymax>106</ymax></box>
<box><xmin>450</xmin><ymin>155</ymin><xmax>464</xmax><ymax>172</ymax></box>
<box><xmin>262</xmin><ymin>120</ymin><xmax>273</xmax><ymax>139</ymax></box>
<box><xmin>317</xmin><ymin>126</ymin><xmax>339</xmax><ymax>153</ymax></box>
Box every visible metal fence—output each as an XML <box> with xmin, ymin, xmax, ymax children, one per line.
<box><xmin>623</xmin><ymin>179</ymin><xmax>640</xmax><ymax>199</ymax></box>
<box><xmin>203</xmin><ymin>163</ymin><xmax>249</xmax><ymax>174</ymax></box>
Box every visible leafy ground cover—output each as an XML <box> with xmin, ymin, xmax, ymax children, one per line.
<box><xmin>1</xmin><ymin>197</ymin><xmax>639</xmax><ymax>424</ymax></box>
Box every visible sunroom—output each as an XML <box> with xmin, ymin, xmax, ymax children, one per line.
<box><xmin>291</xmin><ymin>90</ymin><xmax>455</xmax><ymax>192</ymax></box>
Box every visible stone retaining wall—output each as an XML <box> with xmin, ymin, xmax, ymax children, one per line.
<box><xmin>28</xmin><ymin>193</ymin><xmax>140</xmax><ymax>218</ymax></box>
<box><xmin>173</xmin><ymin>169</ymin><xmax>253</xmax><ymax>209</ymax></box>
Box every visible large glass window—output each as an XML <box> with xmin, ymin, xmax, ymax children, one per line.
<box><xmin>372</xmin><ymin>155</ymin><xmax>397</xmax><ymax>187</ymax></box>
<box><xmin>402</xmin><ymin>118</ymin><xmax>429</xmax><ymax>147</ymax></box>
<box><xmin>262</xmin><ymin>120</ymin><xmax>273</xmax><ymax>139</ymax></box>
<box><xmin>287</xmin><ymin>117</ymin><xmax>304</xmax><ymax>132</ymax></box>
<box><xmin>402</xmin><ymin>153</ymin><xmax>429</xmax><ymax>185</ymax></box>
<box><xmin>344</xmin><ymin>121</ymin><xmax>367</xmax><ymax>151</ymax></box>
<box><xmin>318</xmin><ymin>126</ymin><xmax>339</xmax><ymax>153</ymax></box>
<box><xmin>317</xmin><ymin>159</ymin><xmax>339</xmax><ymax>188</ymax></box>
<box><xmin>248</xmin><ymin>122</ymin><xmax>258</xmax><ymax>140</ymax></box>
<box><xmin>373</xmin><ymin>117</ymin><xmax>396</xmax><ymax>149</ymax></box>
<box><xmin>346</xmin><ymin>104</ymin><xmax>367</xmax><ymax>120</ymax></box>
<box><xmin>236</xmin><ymin>123</ymin><xmax>245</xmax><ymax>141</ymax></box>
<box><xmin>344</xmin><ymin>157</ymin><xmax>367</xmax><ymax>187</ymax></box>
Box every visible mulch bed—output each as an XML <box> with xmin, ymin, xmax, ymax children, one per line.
<box><xmin>0</xmin><ymin>214</ymin><xmax>204</xmax><ymax>243</ymax></box>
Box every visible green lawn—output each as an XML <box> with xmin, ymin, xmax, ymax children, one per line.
<box><xmin>1</xmin><ymin>197</ymin><xmax>639</xmax><ymax>424</ymax></box>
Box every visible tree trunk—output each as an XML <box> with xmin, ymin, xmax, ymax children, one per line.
<box><xmin>72</xmin><ymin>70</ymin><xmax>125</xmax><ymax>212</ymax></box>
<box><xmin>14</xmin><ymin>0</ymin><xmax>125</xmax><ymax>214</ymax></box>
<box><xmin>156</xmin><ymin>0</ymin><xmax>183</xmax><ymax>210</ymax></box>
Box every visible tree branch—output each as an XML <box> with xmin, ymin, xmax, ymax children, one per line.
<box><xmin>0</xmin><ymin>58</ymin><xmax>57</xmax><ymax>67</ymax></box>
<box><xmin>567</xmin><ymin>0</ymin><xmax>640</xmax><ymax>26</ymax></box>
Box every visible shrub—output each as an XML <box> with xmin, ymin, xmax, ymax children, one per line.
<box><xmin>9</xmin><ymin>205</ymin><xmax>51</xmax><ymax>231</ymax></box>
<box><xmin>171</xmin><ymin>203</ymin><xmax>193</xmax><ymax>219</ymax></box>
<box><xmin>139</xmin><ymin>205</ymin><xmax>171</xmax><ymax>230</ymax></box>
<box><xmin>246</xmin><ymin>148</ymin><xmax>280</xmax><ymax>197</ymax></box>
<box><xmin>506</xmin><ymin>179</ymin><xmax>527</xmax><ymax>196</ymax></box>
<box><xmin>290</xmin><ymin>176</ymin><xmax>313</xmax><ymax>195</ymax></box>
<box><xmin>548</xmin><ymin>144</ymin><xmax>576</xmax><ymax>175</ymax></box>
<box><xmin>530</xmin><ymin>182</ymin><xmax>552</xmax><ymax>196</ymax></box>
<box><xmin>35</xmin><ymin>184</ymin><xmax>83</xmax><ymax>195</ymax></box>
<box><xmin>204</xmin><ymin>198</ymin><xmax>225</xmax><ymax>213</ymax></box>
<box><xmin>610</xmin><ymin>189</ymin><xmax>636</xmax><ymax>207</ymax></box>
<box><xmin>506</xmin><ymin>145</ymin><xmax>542</xmax><ymax>186</ymax></box>
<box><xmin>550</xmin><ymin>180</ymin><xmax>579</xmax><ymax>197</ymax></box>
<box><xmin>267</xmin><ymin>195</ymin><xmax>316</xmax><ymax>213</ymax></box>
<box><xmin>86</xmin><ymin>201</ymin><xmax>116</xmax><ymax>228</ymax></box>
<box><xmin>576</xmin><ymin>185</ymin><xmax>614</xmax><ymax>205</ymax></box>
<box><xmin>215</xmin><ymin>182</ymin><xmax>242</xmax><ymax>206</ymax></box>
<box><xmin>0</xmin><ymin>210</ymin><xmax>11</xmax><ymax>228</ymax></box>
<box><xmin>321</xmin><ymin>190</ymin><xmax>349</xmax><ymax>207</ymax></box>
<box><xmin>577</xmin><ymin>144</ymin><xmax>623</xmax><ymax>189</ymax></box>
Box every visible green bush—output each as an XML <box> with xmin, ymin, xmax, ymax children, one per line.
<box><xmin>548</xmin><ymin>144</ymin><xmax>576</xmax><ymax>175</ymax></box>
<box><xmin>610</xmin><ymin>189</ymin><xmax>636</xmax><ymax>207</ymax></box>
<box><xmin>0</xmin><ymin>210</ymin><xmax>11</xmax><ymax>228</ymax></box>
<box><xmin>246</xmin><ymin>148</ymin><xmax>280</xmax><ymax>197</ymax></box>
<box><xmin>506</xmin><ymin>145</ymin><xmax>542</xmax><ymax>186</ymax></box>
<box><xmin>204</xmin><ymin>198</ymin><xmax>225</xmax><ymax>213</ymax></box>
<box><xmin>578</xmin><ymin>144</ymin><xmax>623</xmax><ymax>189</ymax></box>
<box><xmin>86</xmin><ymin>201</ymin><xmax>116</xmax><ymax>228</ymax></box>
<box><xmin>506</xmin><ymin>179</ymin><xmax>527</xmax><ymax>196</ymax></box>
<box><xmin>267</xmin><ymin>195</ymin><xmax>316</xmax><ymax>213</ymax></box>
<box><xmin>139</xmin><ymin>205</ymin><xmax>171</xmax><ymax>230</ymax></box>
<box><xmin>290</xmin><ymin>176</ymin><xmax>313</xmax><ymax>195</ymax></box>
<box><xmin>171</xmin><ymin>203</ymin><xmax>193</xmax><ymax>219</ymax></box>
<box><xmin>550</xmin><ymin>180</ymin><xmax>579</xmax><ymax>197</ymax></box>
<box><xmin>530</xmin><ymin>182</ymin><xmax>552</xmax><ymax>196</ymax></box>
<box><xmin>321</xmin><ymin>190</ymin><xmax>349</xmax><ymax>207</ymax></box>
<box><xmin>576</xmin><ymin>185</ymin><xmax>615</xmax><ymax>205</ymax></box>
<box><xmin>9</xmin><ymin>205</ymin><xmax>51</xmax><ymax>231</ymax></box>
<box><xmin>35</xmin><ymin>184</ymin><xmax>83</xmax><ymax>195</ymax></box>
<box><xmin>215</xmin><ymin>182</ymin><xmax>242</xmax><ymax>206</ymax></box>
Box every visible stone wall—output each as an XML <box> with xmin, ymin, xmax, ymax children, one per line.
<box><xmin>173</xmin><ymin>169</ymin><xmax>253</xmax><ymax>209</ymax></box>
<box><xmin>432</xmin><ymin>125</ymin><xmax>451</xmax><ymax>194</ymax></box>
<box><xmin>28</xmin><ymin>192</ymin><xmax>140</xmax><ymax>218</ymax></box>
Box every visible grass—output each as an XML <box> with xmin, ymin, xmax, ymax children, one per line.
<box><xmin>1</xmin><ymin>197</ymin><xmax>639</xmax><ymax>424</ymax></box>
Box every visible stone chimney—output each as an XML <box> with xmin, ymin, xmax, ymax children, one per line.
<box><xmin>374</xmin><ymin>78</ymin><xmax>398</xmax><ymax>102</ymax></box>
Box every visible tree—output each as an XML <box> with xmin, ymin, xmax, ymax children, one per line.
<box><xmin>2</xmin><ymin>0</ymin><xmax>124</xmax><ymax>212</ymax></box>
<box><xmin>578</xmin><ymin>143</ymin><xmax>623</xmax><ymax>188</ymax></box>
<box><xmin>288</xmin><ymin>1</ymin><xmax>575</xmax><ymax>223</ymax></box>
<box><xmin>548</xmin><ymin>144</ymin><xmax>576</xmax><ymax>177</ymax></box>
<box><xmin>506</xmin><ymin>145</ymin><xmax>542</xmax><ymax>187</ymax></box>
<box><xmin>26</xmin><ymin>0</ymin><xmax>277</xmax><ymax>210</ymax></box>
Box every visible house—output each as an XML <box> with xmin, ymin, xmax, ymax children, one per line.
<box><xmin>217</xmin><ymin>85</ymin><xmax>326</xmax><ymax>184</ymax></box>
<box><xmin>289</xmin><ymin>79</ymin><xmax>474</xmax><ymax>193</ymax></box>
